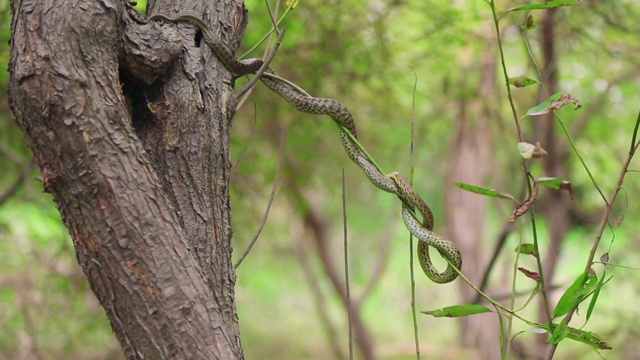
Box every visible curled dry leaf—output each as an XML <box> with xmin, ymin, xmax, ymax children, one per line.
<box><xmin>551</xmin><ymin>94</ymin><xmax>582</xmax><ymax>111</ymax></box>
<box><xmin>509</xmin><ymin>181</ymin><xmax>539</xmax><ymax>222</ymax></box>
<box><xmin>526</xmin><ymin>92</ymin><xmax>582</xmax><ymax>116</ymax></box>
<box><xmin>518</xmin><ymin>267</ymin><xmax>540</xmax><ymax>282</ymax></box>
<box><xmin>519</xmin><ymin>142</ymin><xmax>548</xmax><ymax>159</ymax></box>
<box><xmin>533</xmin><ymin>142</ymin><xmax>548</xmax><ymax>158</ymax></box>
<box><xmin>612</xmin><ymin>215</ymin><xmax>624</xmax><ymax>227</ymax></box>
<box><xmin>520</xmin><ymin>13</ymin><xmax>536</xmax><ymax>30</ymax></box>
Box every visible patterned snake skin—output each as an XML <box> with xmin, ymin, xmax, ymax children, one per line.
<box><xmin>147</xmin><ymin>14</ymin><xmax>462</xmax><ymax>283</ymax></box>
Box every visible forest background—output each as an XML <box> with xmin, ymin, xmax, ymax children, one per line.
<box><xmin>1</xmin><ymin>0</ymin><xmax>639</xmax><ymax>359</ymax></box>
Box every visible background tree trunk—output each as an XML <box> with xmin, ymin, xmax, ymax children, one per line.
<box><xmin>8</xmin><ymin>0</ymin><xmax>245</xmax><ymax>358</ymax></box>
<box><xmin>444</xmin><ymin>33</ymin><xmax>498</xmax><ymax>360</ymax></box>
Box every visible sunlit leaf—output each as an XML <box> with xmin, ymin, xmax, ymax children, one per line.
<box><xmin>537</xmin><ymin>177</ymin><xmax>573</xmax><ymax>198</ymax></box>
<box><xmin>518</xmin><ymin>142</ymin><xmax>547</xmax><ymax>159</ymax></box>
<box><xmin>507</xmin><ymin>0</ymin><xmax>580</xmax><ymax>13</ymax></box>
<box><xmin>454</xmin><ymin>182</ymin><xmax>516</xmax><ymax>201</ymax></box>
<box><xmin>515</xmin><ymin>243</ymin><xmax>537</xmax><ymax>256</ymax></box>
<box><xmin>509</xmin><ymin>75</ymin><xmax>538</xmax><ymax>88</ymax></box>
<box><xmin>422</xmin><ymin>304</ymin><xmax>492</xmax><ymax>318</ymax></box>
<box><xmin>517</xmin><ymin>142</ymin><xmax>535</xmax><ymax>159</ymax></box>
<box><xmin>526</xmin><ymin>92</ymin><xmax>582</xmax><ymax>116</ymax></box>
<box><xmin>553</xmin><ymin>269</ymin><xmax>598</xmax><ymax>318</ymax></box>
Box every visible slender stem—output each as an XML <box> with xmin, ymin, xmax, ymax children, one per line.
<box><xmin>408</xmin><ymin>67</ymin><xmax>421</xmax><ymax>360</ymax></box>
<box><xmin>556</xmin><ymin>117</ymin><xmax>608</xmax><ymax>205</ymax></box>
<box><xmin>489</xmin><ymin>0</ymin><xmax>523</xmax><ymax>140</ymax></box>
<box><xmin>341</xmin><ymin>169</ymin><xmax>354</xmax><ymax>360</ymax></box>
<box><xmin>234</xmin><ymin>132</ymin><xmax>287</xmax><ymax>268</ymax></box>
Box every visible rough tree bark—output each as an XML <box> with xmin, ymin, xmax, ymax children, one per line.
<box><xmin>9</xmin><ymin>0</ymin><xmax>247</xmax><ymax>358</ymax></box>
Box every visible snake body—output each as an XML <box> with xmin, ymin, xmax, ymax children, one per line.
<box><xmin>147</xmin><ymin>14</ymin><xmax>461</xmax><ymax>283</ymax></box>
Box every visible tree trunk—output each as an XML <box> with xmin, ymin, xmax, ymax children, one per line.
<box><xmin>445</xmin><ymin>35</ymin><xmax>497</xmax><ymax>359</ymax></box>
<box><xmin>8</xmin><ymin>0</ymin><xmax>245</xmax><ymax>358</ymax></box>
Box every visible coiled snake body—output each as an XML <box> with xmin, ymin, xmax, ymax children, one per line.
<box><xmin>148</xmin><ymin>14</ymin><xmax>462</xmax><ymax>283</ymax></box>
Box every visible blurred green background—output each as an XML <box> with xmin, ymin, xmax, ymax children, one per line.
<box><xmin>2</xmin><ymin>0</ymin><xmax>640</xmax><ymax>359</ymax></box>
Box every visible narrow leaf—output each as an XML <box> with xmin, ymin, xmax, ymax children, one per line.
<box><xmin>507</xmin><ymin>0</ymin><xmax>580</xmax><ymax>13</ymax></box>
<box><xmin>526</xmin><ymin>92</ymin><xmax>581</xmax><ymax>116</ymax></box>
<box><xmin>454</xmin><ymin>182</ymin><xmax>516</xmax><ymax>201</ymax></box>
<box><xmin>553</xmin><ymin>270</ymin><xmax>598</xmax><ymax>318</ymax></box>
<box><xmin>509</xmin><ymin>75</ymin><xmax>538</xmax><ymax>88</ymax></box>
<box><xmin>537</xmin><ymin>177</ymin><xmax>574</xmax><ymax>198</ymax></box>
<box><xmin>518</xmin><ymin>267</ymin><xmax>540</xmax><ymax>282</ymax></box>
<box><xmin>566</xmin><ymin>328</ymin><xmax>612</xmax><ymax>350</ymax></box>
<box><xmin>549</xmin><ymin>316</ymin><xmax>570</xmax><ymax>344</ymax></box>
<box><xmin>586</xmin><ymin>272</ymin><xmax>608</xmax><ymax>322</ymax></box>
<box><xmin>422</xmin><ymin>304</ymin><xmax>492</xmax><ymax>318</ymax></box>
<box><xmin>541</xmin><ymin>323</ymin><xmax>612</xmax><ymax>350</ymax></box>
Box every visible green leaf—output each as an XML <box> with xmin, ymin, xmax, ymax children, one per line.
<box><xmin>509</xmin><ymin>75</ymin><xmax>538</xmax><ymax>88</ymax></box>
<box><xmin>526</xmin><ymin>93</ymin><xmax>582</xmax><ymax>116</ymax></box>
<box><xmin>286</xmin><ymin>0</ymin><xmax>299</xmax><ymax>8</ymax></box>
<box><xmin>520</xmin><ymin>14</ymin><xmax>536</xmax><ymax>30</ymax></box>
<box><xmin>566</xmin><ymin>328</ymin><xmax>612</xmax><ymax>350</ymax></box>
<box><xmin>507</xmin><ymin>0</ymin><xmax>580</xmax><ymax>13</ymax></box>
<box><xmin>515</xmin><ymin>243</ymin><xmax>537</xmax><ymax>256</ymax></box>
<box><xmin>538</xmin><ymin>177</ymin><xmax>574</xmax><ymax>198</ymax></box>
<box><xmin>422</xmin><ymin>304</ymin><xmax>492</xmax><ymax>318</ymax></box>
<box><xmin>541</xmin><ymin>323</ymin><xmax>612</xmax><ymax>350</ymax></box>
<box><xmin>537</xmin><ymin>177</ymin><xmax>565</xmax><ymax>189</ymax></box>
<box><xmin>553</xmin><ymin>270</ymin><xmax>598</xmax><ymax>318</ymax></box>
<box><xmin>586</xmin><ymin>272</ymin><xmax>608</xmax><ymax>322</ymax></box>
<box><xmin>453</xmin><ymin>182</ymin><xmax>516</xmax><ymax>201</ymax></box>
<box><xmin>548</xmin><ymin>316</ymin><xmax>569</xmax><ymax>344</ymax></box>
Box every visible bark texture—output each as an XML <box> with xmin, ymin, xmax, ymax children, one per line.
<box><xmin>8</xmin><ymin>0</ymin><xmax>247</xmax><ymax>358</ymax></box>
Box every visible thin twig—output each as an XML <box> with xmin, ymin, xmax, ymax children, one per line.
<box><xmin>408</xmin><ymin>66</ymin><xmax>420</xmax><ymax>360</ymax></box>
<box><xmin>341</xmin><ymin>169</ymin><xmax>354</xmax><ymax>360</ymax></box>
<box><xmin>234</xmin><ymin>131</ymin><xmax>287</xmax><ymax>268</ymax></box>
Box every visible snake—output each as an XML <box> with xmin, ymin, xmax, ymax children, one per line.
<box><xmin>146</xmin><ymin>14</ymin><xmax>462</xmax><ymax>283</ymax></box>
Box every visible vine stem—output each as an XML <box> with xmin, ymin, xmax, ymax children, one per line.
<box><xmin>408</xmin><ymin>67</ymin><xmax>421</xmax><ymax>360</ymax></box>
